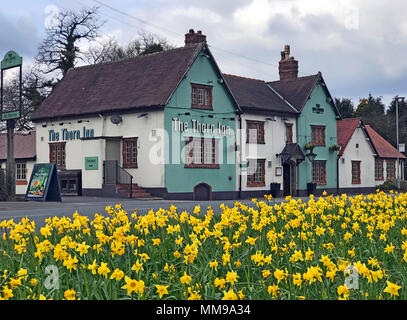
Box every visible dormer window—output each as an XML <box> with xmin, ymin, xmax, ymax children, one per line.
<box><xmin>191</xmin><ymin>84</ymin><xmax>212</xmax><ymax>109</ymax></box>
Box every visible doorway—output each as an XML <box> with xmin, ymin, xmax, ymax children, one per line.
<box><xmin>194</xmin><ymin>183</ymin><xmax>212</xmax><ymax>201</ymax></box>
<box><xmin>283</xmin><ymin>163</ymin><xmax>291</xmax><ymax>196</ymax></box>
<box><xmin>104</xmin><ymin>139</ymin><xmax>121</xmax><ymax>184</ymax></box>
<box><xmin>283</xmin><ymin>161</ymin><xmax>296</xmax><ymax>196</ymax></box>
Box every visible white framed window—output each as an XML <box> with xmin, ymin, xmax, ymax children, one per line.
<box><xmin>16</xmin><ymin>162</ymin><xmax>27</xmax><ymax>181</ymax></box>
<box><xmin>185</xmin><ymin>137</ymin><xmax>219</xmax><ymax>168</ymax></box>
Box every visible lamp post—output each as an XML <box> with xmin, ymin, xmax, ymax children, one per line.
<box><xmin>305</xmin><ymin>148</ymin><xmax>317</xmax><ymax>195</ymax></box>
<box><xmin>305</xmin><ymin>150</ymin><xmax>317</xmax><ymax>163</ymax></box>
<box><xmin>395</xmin><ymin>96</ymin><xmax>405</xmax><ymax>190</ymax></box>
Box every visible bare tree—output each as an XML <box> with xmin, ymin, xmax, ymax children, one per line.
<box><xmin>1</xmin><ymin>70</ymin><xmax>50</xmax><ymax>132</ymax></box>
<box><xmin>85</xmin><ymin>31</ymin><xmax>174</xmax><ymax>64</ymax></box>
<box><xmin>35</xmin><ymin>6</ymin><xmax>104</xmax><ymax>78</ymax></box>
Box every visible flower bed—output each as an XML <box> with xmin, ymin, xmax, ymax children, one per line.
<box><xmin>1</xmin><ymin>191</ymin><xmax>407</xmax><ymax>300</ymax></box>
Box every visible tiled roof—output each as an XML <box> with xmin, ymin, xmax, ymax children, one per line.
<box><xmin>365</xmin><ymin>124</ymin><xmax>406</xmax><ymax>159</ymax></box>
<box><xmin>268</xmin><ymin>72</ymin><xmax>340</xmax><ymax>116</ymax></box>
<box><xmin>0</xmin><ymin>131</ymin><xmax>36</xmax><ymax>161</ymax></box>
<box><xmin>337</xmin><ymin>118</ymin><xmax>361</xmax><ymax>156</ymax></box>
<box><xmin>222</xmin><ymin>74</ymin><xmax>298</xmax><ymax>115</ymax></box>
<box><xmin>267</xmin><ymin>74</ymin><xmax>320</xmax><ymax>112</ymax></box>
<box><xmin>32</xmin><ymin>43</ymin><xmax>205</xmax><ymax>121</ymax></box>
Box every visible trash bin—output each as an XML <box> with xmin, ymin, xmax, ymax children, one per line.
<box><xmin>270</xmin><ymin>183</ymin><xmax>281</xmax><ymax>198</ymax></box>
<box><xmin>307</xmin><ymin>182</ymin><xmax>316</xmax><ymax>196</ymax></box>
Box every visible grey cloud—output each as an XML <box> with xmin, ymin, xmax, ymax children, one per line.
<box><xmin>0</xmin><ymin>13</ymin><xmax>40</xmax><ymax>58</ymax></box>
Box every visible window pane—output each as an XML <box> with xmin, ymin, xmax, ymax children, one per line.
<box><xmin>193</xmin><ymin>139</ymin><xmax>202</xmax><ymax>164</ymax></box>
<box><xmin>62</xmin><ymin>148</ymin><xmax>65</xmax><ymax>165</ymax></box>
<box><xmin>204</xmin><ymin>89</ymin><xmax>209</xmax><ymax>106</ymax></box>
<box><xmin>247</xmin><ymin>160</ymin><xmax>264</xmax><ymax>184</ymax></box>
<box><xmin>185</xmin><ymin>137</ymin><xmax>218</xmax><ymax>167</ymax></box>
<box><xmin>184</xmin><ymin>140</ymin><xmax>193</xmax><ymax>164</ymax></box>
<box><xmin>247</xmin><ymin>121</ymin><xmax>264</xmax><ymax>143</ymax></box>
<box><xmin>132</xmin><ymin>141</ymin><xmax>137</xmax><ymax>164</ymax></box>
<box><xmin>192</xmin><ymin>88</ymin><xmax>196</xmax><ymax>105</ymax></box>
<box><xmin>198</xmin><ymin>88</ymin><xmax>204</xmax><ymax>105</ymax></box>
<box><xmin>311</xmin><ymin>127</ymin><xmax>325</xmax><ymax>145</ymax></box>
<box><xmin>313</xmin><ymin>161</ymin><xmax>325</xmax><ymax>184</ymax></box>
<box><xmin>203</xmin><ymin>139</ymin><xmax>213</xmax><ymax>164</ymax></box>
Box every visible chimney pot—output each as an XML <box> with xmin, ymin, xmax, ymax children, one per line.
<box><xmin>279</xmin><ymin>44</ymin><xmax>298</xmax><ymax>80</ymax></box>
<box><xmin>185</xmin><ymin>29</ymin><xmax>207</xmax><ymax>46</ymax></box>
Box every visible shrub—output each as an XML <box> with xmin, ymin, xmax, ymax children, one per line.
<box><xmin>377</xmin><ymin>179</ymin><xmax>407</xmax><ymax>191</ymax></box>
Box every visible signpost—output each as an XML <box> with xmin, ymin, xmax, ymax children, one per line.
<box><xmin>1</xmin><ymin>51</ymin><xmax>23</xmax><ymax>200</ymax></box>
<box><xmin>25</xmin><ymin>163</ymin><xmax>62</xmax><ymax>201</ymax></box>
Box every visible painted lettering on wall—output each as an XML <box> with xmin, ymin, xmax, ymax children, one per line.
<box><xmin>172</xmin><ymin>118</ymin><xmax>231</xmax><ymax>135</ymax></box>
<box><xmin>48</xmin><ymin>127</ymin><xmax>94</xmax><ymax>141</ymax></box>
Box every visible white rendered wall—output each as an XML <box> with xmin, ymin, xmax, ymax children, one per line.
<box><xmin>237</xmin><ymin>114</ymin><xmax>297</xmax><ymax>192</ymax></box>
<box><xmin>0</xmin><ymin>160</ymin><xmax>35</xmax><ymax>195</ymax></box>
<box><xmin>338</xmin><ymin>126</ymin><xmax>375</xmax><ymax>188</ymax></box>
<box><xmin>35</xmin><ymin>110</ymin><xmax>165</xmax><ymax>190</ymax></box>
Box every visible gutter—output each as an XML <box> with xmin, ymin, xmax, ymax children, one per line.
<box><xmin>238</xmin><ymin>112</ymin><xmax>243</xmax><ymax>199</ymax></box>
<box><xmin>337</xmin><ymin>155</ymin><xmax>340</xmax><ymax>195</ymax></box>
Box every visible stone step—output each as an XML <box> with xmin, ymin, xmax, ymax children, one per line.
<box><xmin>115</xmin><ymin>184</ymin><xmax>151</xmax><ymax>198</ymax></box>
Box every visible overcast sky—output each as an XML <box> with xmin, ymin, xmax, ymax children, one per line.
<box><xmin>1</xmin><ymin>0</ymin><xmax>406</xmax><ymax>106</ymax></box>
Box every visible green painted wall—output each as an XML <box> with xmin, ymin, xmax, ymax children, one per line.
<box><xmin>296</xmin><ymin>83</ymin><xmax>338</xmax><ymax>191</ymax></box>
<box><xmin>164</xmin><ymin>51</ymin><xmax>237</xmax><ymax>194</ymax></box>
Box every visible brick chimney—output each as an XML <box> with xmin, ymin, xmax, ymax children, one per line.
<box><xmin>185</xmin><ymin>29</ymin><xmax>207</xmax><ymax>46</ymax></box>
<box><xmin>279</xmin><ymin>45</ymin><xmax>298</xmax><ymax>80</ymax></box>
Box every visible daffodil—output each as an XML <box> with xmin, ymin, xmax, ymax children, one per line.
<box><xmin>155</xmin><ymin>285</ymin><xmax>169</xmax><ymax>299</ymax></box>
<box><xmin>110</xmin><ymin>268</ymin><xmax>124</xmax><ymax>281</ymax></box>
<box><xmin>97</xmin><ymin>262</ymin><xmax>111</xmax><ymax>278</ymax></box>
<box><xmin>267</xmin><ymin>284</ymin><xmax>279</xmax><ymax>297</ymax></box>
<box><xmin>222</xmin><ymin>289</ymin><xmax>238</xmax><ymax>300</ymax></box>
<box><xmin>122</xmin><ymin>276</ymin><xmax>145</xmax><ymax>296</ymax></box>
<box><xmin>225</xmin><ymin>271</ymin><xmax>239</xmax><ymax>285</ymax></box>
<box><xmin>214</xmin><ymin>278</ymin><xmax>226</xmax><ymax>290</ymax></box>
<box><xmin>64</xmin><ymin>289</ymin><xmax>76</xmax><ymax>300</ymax></box>
<box><xmin>209</xmin><ymin>260</ymin><xmax>218</xmax><ymax>271</ymax></box>
<box><xmin>383</xmin><ymin>281</ymin><xmax>401</xmax><ymax>297</ymax></box>
<box><xmin>180</xmin><ymin>272</ymin><xmax>192</xmax><ymax>285</ymax></box>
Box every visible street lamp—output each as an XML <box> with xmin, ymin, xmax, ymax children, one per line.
<box><xmin>395</xmin><ymin>96</ymin><xmax>405</xmax><ymax>190</ymax></box>
<box><xmin>305</xmin><ymin>149</ymin><xmax>317</xmax><ymax>195</ymax></box>
<box><xmin>305</xmin><ymin>150</ymin><xmax>317</xmax><ymax>163</ymax></box>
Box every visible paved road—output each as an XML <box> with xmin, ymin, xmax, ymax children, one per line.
<box><xmin>0</xmin><ymin>196</ymin><xmax>289</xmax><ymax>228</ymax></box>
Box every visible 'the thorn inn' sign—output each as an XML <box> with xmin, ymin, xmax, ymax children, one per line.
<box><xmin>48</xmin><ymin>127</ymin><xmax>94</xmax><ymax>141</ymax></box>
<box><xmin>172</xmin><ymin>118</ymin><xmax>231</xmax><ymax>135</ymax></box>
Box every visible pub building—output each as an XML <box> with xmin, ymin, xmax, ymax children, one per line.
<box><xmin>32</xmin><ymin>29</ymin><xmax>341</xmax><ymax>199</ymax></box>
<box><xmin>32</xmin><ymin>30</ymin><xmax>241</xmax><ymax>199</ymax></box>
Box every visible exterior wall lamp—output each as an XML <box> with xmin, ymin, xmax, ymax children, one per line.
<box><xmin>305</xmin><ymin>150</ymin><xmax>317</xmax><ymax>163</ymax></box>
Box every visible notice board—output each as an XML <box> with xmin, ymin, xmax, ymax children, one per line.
<box><xmin>25</xmin><ymin>163</ymin><xmax>62</xmax><ymax>201</ymax></box>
